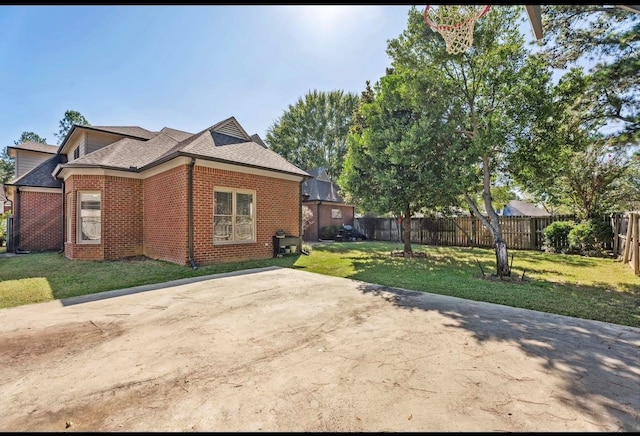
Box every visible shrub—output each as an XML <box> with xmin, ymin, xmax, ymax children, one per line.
<box><xmin>542</xmin><ymin>220</ymin><xmax>575</xmax><ymax>253</ymax></box>
<box><xmin>590</xmin><ymin>218</ymin><xmax>613</xmax><ymax>246</ymax></box>
<box><xmin>568</xmin><ymin>219</ymin><xmax>613</xmax><ymax>257</ymax></box>
<box><xmin>319</xmin><ymin>225</ymin><xmax>340</xmax><ymax>240</ymax></box>
<box><xmin>568</xmin><ymin>221</ymin><xmax>597</xmax><ymax>252</ymax></box>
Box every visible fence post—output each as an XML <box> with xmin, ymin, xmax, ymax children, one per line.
<box><xmin>530</xmin><ymin>217</ymin><xmax>537</xmax><ymax>250</ymax></box>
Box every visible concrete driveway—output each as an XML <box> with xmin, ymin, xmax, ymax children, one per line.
<box><xmin>0</xmin><ymin>266</ymin><xmax>639</xmax><ymax>432</ymax></box>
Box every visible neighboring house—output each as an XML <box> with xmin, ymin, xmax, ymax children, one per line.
<box><xmin>0</xmin><ymin>185</ymin><xmax>9</xmax><ymax>214</ymax></box>
<box><xmin>301</xmin><ymin>168</ymin><xmax>354</xmax><ymax>241</ymax></box>
<box><xmin>500</xmin><ymin>200</ymin><xmax>551</xmax><ymax>217</ymax></box>
<box><xmin>4</xmin><ymin>117</ymin><xmax>310</xmax><ymax>266</ymax></box>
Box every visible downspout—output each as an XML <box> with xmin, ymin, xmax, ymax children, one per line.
<box><xmin>317</xmin><ymin>201</ymin><xmax>322</xmax><ymax>241</ymax></box>
<box><xmin>4</xmin><ymin>196</ymin><xmax>13</xmax><ymax>253</ymax></box>
<box><xmin>187</xmin><ymin>158</ymin><xmax>198</xmax><ymax>270</ymax></box>
<box><xmin>58</xmin><ymin>180</ymin><xmax>65</xmax><ymax>254</ymax></box>
<box><xmin>13</xmin><ymin>188</ymin><xmax>20</xmax><ymax>252</ymax></box>
<box><xmin>299</xmin><ymin>180</ymin><xmax>303</xmax><ymax>250</ymax></box>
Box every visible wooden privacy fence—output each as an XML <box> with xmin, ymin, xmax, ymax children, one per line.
<box><xmin>354</xmin><ymin>215</ymin><xmax>577</xmax><ymax>251</ymax></box>
<box><xmin>612</xmin><ymin>211</ymin><xmax>640</xmax><ymax>275</ymax></box>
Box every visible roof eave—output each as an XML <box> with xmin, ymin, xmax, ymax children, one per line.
<box><xmin>138</xmin><ymin>151</ymin><xmax>312</xmax><ymax>180</ymax></box>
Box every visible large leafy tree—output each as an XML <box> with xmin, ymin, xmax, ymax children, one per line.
<box><xmin>510</xmin><ymin>68</ymin><xmax>633</xmax><ymax>220</ymax></box>
<box><xmin>511</xmin><ymin>6</ymin><xmax>639</xmax><ymax>218</ymax></box>
<box><xmin>340</xmin><ymin>71</ymin><xmax>460</xmax><ymax>254</ymax></box>
<box><xmin>383</xmin><ymin>6</ymin><xmax>552</xmax><ymax>276</ymax></box>
<box><xmin>266</xmin><ymin>90</ymin><xmax>360</xmax><ymax>181</ymax></box>
<box><xmin>55</xmin><ymin>110</ymin><xmax>90</xmax><ymax>145</ymax></box>
<box><xmin>541</xmin><ymin>5</ymin><xmax>639</xmax><ymax>144</ymax></box>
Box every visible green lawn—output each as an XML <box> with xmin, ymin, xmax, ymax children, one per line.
<box><xmin>1</xmin><ymin>241</ymin><xmax>639</xmax><ymax>328</ymax></box>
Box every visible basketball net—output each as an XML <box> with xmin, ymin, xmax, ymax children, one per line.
<box><xmin>424</xmin><ymin>5</ymin><xmax>491</xmax><ymax>55</ymax></box>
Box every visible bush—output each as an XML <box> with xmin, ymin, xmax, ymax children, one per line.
<box><xmin>568</xmin><ymin>219</ymin><xmax>613</xmax><ymax>257</ymax></box>
<box><xmin>319</xmin><ymin>225</ymin><xmax>340</xmax><ymax>240</ymax></box>
<box><xmin>542</xmin><ymin>220</ymin><xmax>575</xmax><ymax>253</ymax></box>
<box><xmin>568</xmin><ymin>221</ymin><xmax>597</xmax><ymax>253</ymax></box>
<box><xmin>590</xmin><ymin>218</ymin><xmax>613</xmax><ymax>246</ymax></box>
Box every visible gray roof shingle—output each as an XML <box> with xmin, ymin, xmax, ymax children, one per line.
<box><xmin>7</xmin><ymin>155</ymin><xmax>63</xmax><ymax>188</ymax></box>
<box><xmin>501</xmin><ymin>200</ymin><xmax>551</xmax><ymax>217</ymax></box>
<box><xmin>302</xmin><ymin>168</ymin><xmax>346</xmax><ymax>203</ymax></box>
<box><xmin>8</xmin><ymin>141</ymin><xmax>58</xmax><ymax>154</ymax></box>
<box><xmin>56</xmin><ymin>117</ymin><xmax>309</xmax><ymax>179</ymax></box>
<box><xmin>85</xmin><ymin>125</ymin><xmax>157</xmax><ymax>140</ymax></box>
<box><xmin>173</xmin><ymin>131</ymin><xmax>309</xmax><ymax>177</ymax></box>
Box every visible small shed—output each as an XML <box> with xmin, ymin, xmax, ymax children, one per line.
<box><xmin>302</xmin><ymin>168</ymin><xmax>354</xmax><ymax>241</ymax></box>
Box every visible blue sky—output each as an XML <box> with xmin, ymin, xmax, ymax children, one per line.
<box><xmin>0</xmin><ymin>5</ymin><xmax>540</xmax><ymax>148</ymax></box>
<box><xmin>0</xmin><ymin>5</ymin><xmax>417</xmax><ymax>147</ymax></box>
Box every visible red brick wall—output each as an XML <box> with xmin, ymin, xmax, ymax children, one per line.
<box><xmin>63</xmin><ymin>175</ymin><xmax>143</xmax><ymax>261</ymax></box>
<box><xmin>143</xmin><ymin>165</ymin><xmax>189</xmax><ymax>265</ymax></box>
<box><xmin>103</xmin><ymin>176</ymin><xmax>143</xmax><ymax>260</ymax></box>
<box><xmin>64</xmin><ymin>175</ymin><xmax>105</xmax><ymax>260</ymax></box>
<box><xmin>302</xmin><ymin>202</ymin><xmax>320</xmax><ymax>242</ymax></box>
<box><xmin>191</xmin><ymin>166</ymin><xmax>301</xmax><ymax>265</ymax></box>
<box><xmin>62</xmin><ymin>164</ymin><xmax>303</xmax><ymax>265</ymax></box>
<box><xmin>301</xmin><ymin>202</ymin><xmax>356</xmax><ymax>241</ymax></box>
<box><xmin>17</xmin><ymin>190</ymin><xmax>62</xmax><ymax>251</ymax></box>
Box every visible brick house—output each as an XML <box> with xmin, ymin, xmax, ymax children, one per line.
<box><xmin>301</xmin><ymin>168</ymin><xmax>354</xmax><ymax>241</ymax></box>
<box><xmin>4</xmin><ymin>117</ymin><xmax>310</xmax><ymax>266</ymax></box>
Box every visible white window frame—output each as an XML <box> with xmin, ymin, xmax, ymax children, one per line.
<box><xmin>332</xmin><ymin>208</ymin><xmax>342</xmax><ymax>219</ymax></box>
<box><xmin>213</xmin><ymin>187</ymin><xmax>256</xmax><ymax>245</ymax></box>
<box><xmin>77</xmin><ymin>191</ymin><xmax>101</xmax><ymax>244</ymax></box>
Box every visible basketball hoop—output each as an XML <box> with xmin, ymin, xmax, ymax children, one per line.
<box><xmin>424</xmin><ymin>5</ymin><xmax>491</xmax><ymax>55</ymax></box>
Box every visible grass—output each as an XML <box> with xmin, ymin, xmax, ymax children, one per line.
<box><xmin>1</xmin><ymin>241</ymin><xmax>639</xmax><ymax>328</ymax></box>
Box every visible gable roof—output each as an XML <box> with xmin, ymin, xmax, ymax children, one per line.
<box><xmin>251</xmin><ymin>134</ymin><xmax>267</xmax><ymax>148</ymax></box>
<box><xmin>501</xmin><ymin>200</ymin><xmax>551</xmax><ymax>217</ymax></box>
<box><xmin>56</xmin><ymin>116</ymin><xmax>310</xmax><ymax>178</ymax></box>
<box><xmin>302</xmin><ymin>168</ymin><xmax>347</xmax><ymax>203</ymax></box>
<box><xmin>6</xmin><ymin>154</ymin><xmax>64</xmax><ymax>188</ymax></box>
<box><xmin>66</xmin><ymin>133</ymin><xmax>180</xmax><ymax>170</ymax></box>
<box><xmin>57</xmin><ymin>124</ymin><xmax>158</xmax><ymax>153</ymax></box>
<box><xmin>7</xmin><ymin>141</ymin><xmax>58</xmax><ymax>155</ymax></box>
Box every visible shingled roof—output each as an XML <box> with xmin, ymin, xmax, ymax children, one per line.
<box><xmin>501</xmin><ymin>200</ymin><xmax>551</xmax><ymax>217</ymax></box>
<box><xmin>7</xmin><ymin>141</ymin><xmax>58</xmax><ymax>155</ymax></box>
<box><xmin>7</xmin><ymin>154</ymin><xmax>64</xmax><ymax>188</ymax></box>
<box><xmin>82</xmin><ymin>125</ymin><xmax>157</xmax><ymax>140</ymax></box>
<box><xmin>66</xmin><ymin>133</ymin><xmax>181</xmax><ymax>170</ymax></box>
<box><xmin>57</xmin><ymin>117</ymin><xmax>310</xmax><ymax>178</ymax></box>
<box><xmin>302</xmin><ymin>168</ymin><xmax>346</xmax><ymax>203</ymax></box>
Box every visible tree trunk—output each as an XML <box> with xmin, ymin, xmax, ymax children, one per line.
<box><xmin>463</xmin><ymin>153</ymin><xmax>511</xmax><ymax>277</ymax></box>
<box><xmin>403</xmin><ymin>203</ymin><xmax>413</xmax><ymax>255</ymax></box>
<box><xmin>494</xmin><ymin>237</ymin><xmax>510</xmax><ymax>278</ymax></box>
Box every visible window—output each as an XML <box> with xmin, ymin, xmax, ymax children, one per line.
<box><xmin>332</xmin><ymin>208</ymin><xmax>342</xmax><ymax>219</ymax></box>
<box><xmin>78</xmin><ymin>191</ymin><xmax>101</xmax><ymax>243</ymax></box>
<box><xmin>66</xmin><ymin>193</ymin><xmax>72</xmax><ymax>243</ymax></box>
<box><xmin>214</xmin><ymin>188</ymin><xmax>255</xmax><ymax>243</ymax></box>
<box><xmin>73</xmin><ymin>147</ymin><xmax>80</xmax><ymax>160</ymax></box>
